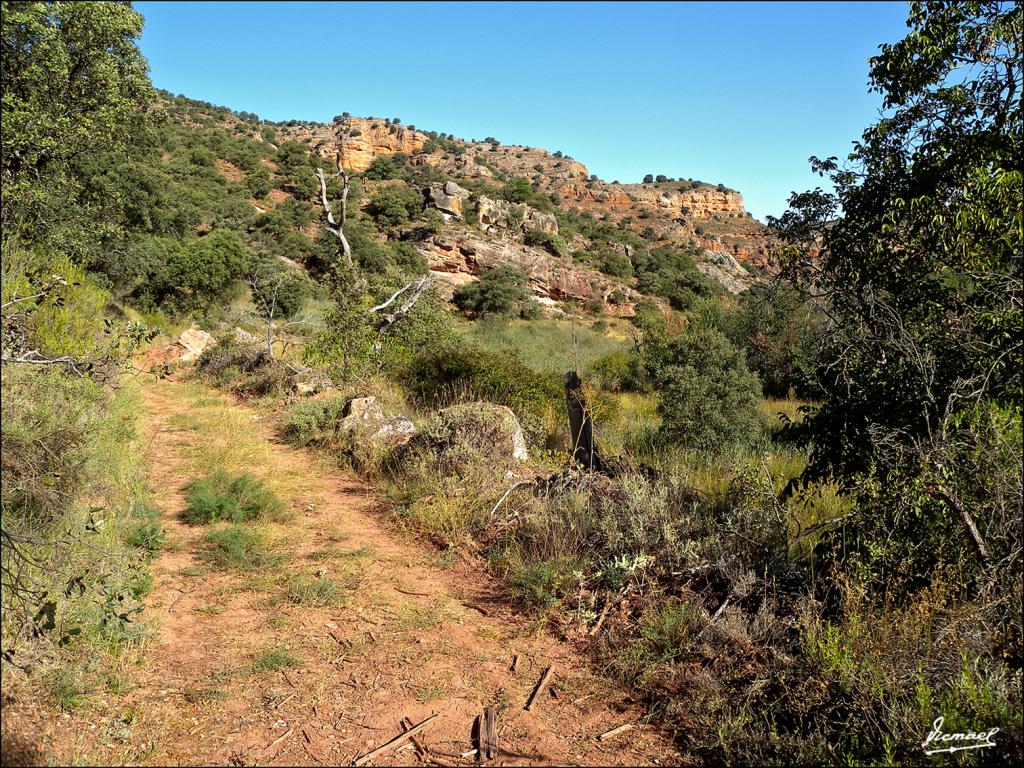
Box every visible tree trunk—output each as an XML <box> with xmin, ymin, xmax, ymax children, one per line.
<box><xmin>565</xmin><ymin>371</ymin><xmax>604</xmax><ymax>472</ymax></box>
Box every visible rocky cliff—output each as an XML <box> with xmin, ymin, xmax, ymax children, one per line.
<box><xmin>268</xmin><ymin>113</ymin><xmax>778</xmax><ymax>309</ymax></box>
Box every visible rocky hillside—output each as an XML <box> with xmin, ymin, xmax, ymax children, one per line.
<box><xmin>171</xmin><ymin>95</ymin><xmax>777</xmax><ymax>313</ymax></box>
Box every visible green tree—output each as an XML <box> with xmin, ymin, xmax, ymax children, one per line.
<box><xmin>644</xmin><ymin>326</ymin><xmax>764</xmax><ymax>453</ymax></box>
<box><xmin>162</xmin><ymin>229</ymin><xmax>248</xmax><ymax>313</ymax></box>
<box><xmin>366</xmin><ymin>184</ymin><xmax>423</xmax><ymax>227</ymax></box>
<box><xmin>769</xmin><ymin>2</ymin><xmax>1022</xmax><ymax>582</ymax></box>
<box><xmin>1</xmin><ymin>0</ymin><xmax>153</xmax><ymax>252</ymax></box>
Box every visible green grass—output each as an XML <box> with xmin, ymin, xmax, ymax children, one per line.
<box><xmin>125</xmin><ymin>501</ymin><xmax>165</xmax><ymax>553</ymax></box>
<box><xmin>251</xmin><ymin>647</ymin><xmax>303</xmax><ymax>673</ymax></box>
<box><xmin>456</xmin><ymin>317</ymin><xmax>630</xmax><ymax>375</ymax></box>
<box><xmin>45</xmin><ymin>669</ymin><xmax>87</xmax><ymax>712</ymax></box>
<box><xmin>182</xmin><ymin>471</ymin><xmax>287</xmax><ymax>525</ymax></box>
<box><xmin>284</xmin><ymin>576</ymin><xmax>344</xmax><ymax>607</ymax></box>
<box><xmin>199</xmin><ymin>525</ymin><xmax>283</xmax><ymax>571</ymax></box>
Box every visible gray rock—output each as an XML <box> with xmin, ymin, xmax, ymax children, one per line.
<box><xmin>416</xmin><ymin>402</ymin><xmax>529</xmax><ymax>468</ymax></box>
<box><xmin>338</xmin><ymin>396</ymin><xmax>416</xmax><ymax>450</ymax></box>
<box><xmin>426</xmin><ymin>181</ymin><xmax>471</xmax><ymax>219</ymax></box>
<box><xmin>177</xmin><ymin>328</ymin><xmax>216</xmax><ymax>362</ymax></box>
<box><xmin>526</xmin><ymin>210</ymin><xmax>558</xmax><ymax>235</ymax></box>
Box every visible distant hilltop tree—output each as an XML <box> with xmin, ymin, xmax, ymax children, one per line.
<box><xmin>643</xmin><ymin>174</ymin><xmax>654</xmax><ymax>184</ymax></box>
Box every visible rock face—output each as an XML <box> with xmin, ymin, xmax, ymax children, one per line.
<box><xmin>416</xmin><ymin>234</ymin><xmax>641</xmax><ymax>315</ymax></box>
<box><xmin>426</xmin><ymin>181</ymin><xmax>471</xmax><ymax>219</ymax></box>
<box><xmin>289</xmin><ymin>118</ymin><xmax>427</xmax><ymax>173</ymax></box>
<box><xmin>617</xmin><ymin>184</ymin><xmax>747</xmax><ymax>220</ymax></box>
<box><xmin>339</xmin><ymin>396</ymin><xmax>416</xmax><ymax>449</ymax></box>
<box><xmin>416</xmin><ymin>402</ymin><xmax>529</xmax><ymax>468</ymax></box>
<box><xmin>697</xmin><ymin>249</ymin><xmax>753</xmax><ymax>294</ymax></box>
<box><xmin>476</xmin><ymin>196</ymin><xmax>559</xmax><ymax>237</ymax></box>
<box><xmin>269</xmin><ymin>112</ymin><xmax>775</xmax><ymax>294</ymax></box>
<box><xmin>177</xmin><ymin>328</ymin><xmax>217</xmax><ymax>362</ymax></box>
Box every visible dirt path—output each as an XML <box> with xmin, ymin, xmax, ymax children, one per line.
<box><xmin>38</xmin><ymin>375</ymin><xmax>682</xmax><ymax>766</ymax></box>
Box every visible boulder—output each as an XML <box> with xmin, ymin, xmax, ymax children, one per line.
<box><xmin>526</xmin><ymin>209</ymin><xmax>558</xmax><ymax>235</ymax></box>
<box><xmin>426</xmin><ymin>181</ymin><xmax>471</xmax><ymax>219</ymax></box>
<box><xmin>416</xmin><ymin>402</ymin><xmax>529</xmax><ymax>468</ymax></box>
<box><xmin>177</xmin><ymin>328</ymin><xmax>217</xmax><ymax>362</ymax></box>
<box><xmin>476</xmin><ymin>196</ymin><xmax>558</xmax><ymax>237</ymax></box>
<box><xmin>476</xmin><ymin>195</ymin><xmax>519</xmax><ymax>233</ymax></box>
<box><xmin>342</xmin><ymin>396</ymin><xmax>386</xmax><ymax>424</ymax></box>
<box><xmin>338</xmin><ymin>396</ymin><xmax>416</xmax><ymax>449</ymax></box>
<box><xmin>367</xmin><ymin>417</ymin><xmax>417</xmax><ymax>447</ymax></box>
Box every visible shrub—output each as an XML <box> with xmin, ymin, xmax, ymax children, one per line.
<box><xmin>400</xmin><ymin>344</ymin><xmax>561</xmax><ymax>440</ymax></box>
<box><xmin>452</xmin><ymin>265</ymin><xmax>539</xmax><ymax>320</ymax></box>
<box><xmin>182</xmin><ymin>471</ymin><xmax>286</xmax><ymax>525</ymax></box>
<box><xmin>281</xmin><ymin>395</ymin><xmax>350</xmax><ymax>448</ymax></box>
<box><xmin>125</xmin><ymin>502</ymin><xmax>165</xmax><ymax>553</ymax></box>
<box><xmin>644</xmin><ymin>327</ymin><xmax>765</xmax><ymax>453</ymax></box>
<box><xmin>363</xmin><ymin>155</ymin><xmax>403</xmax><ymax>180</ymax></box>
<box><xmin>523</xmin><ymin>228</ymin><xmax>569</xmax><ymax>258</ymax></box>
<box><xmin>587</xmin><ymin>350</ymin><xmax>647</xmax><ymax>393</ymax></box>
<box><xmin>366</xmin><ymin>184</ymin><xmax>423</xmax><ymax>227</ymax></box>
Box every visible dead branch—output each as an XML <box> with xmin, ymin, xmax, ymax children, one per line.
<box><xmin>374</xmin><ymin>275</ymin><xmax>435</xmax><ymax>331</ymax></box>
<box><xmin>353</xmin><ymin>713</ymin><xmax>438</xmax><ymax>766</ymax></box>
<box><xmin>524</xmin><ymin>666</ymin><xmax>554</xmax><ymax>711</ymax></box>
<box><xmin>925</xmin><ymin>483</ymin><xmax>990</xmax><ymax>562</ymax></box>
<box><xmin>313</xmin><ymin>120</ymin><xmax>354</xmax><ymax>268</ymax></box>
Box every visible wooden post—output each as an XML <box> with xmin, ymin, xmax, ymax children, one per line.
<box><xmin>480</xmin><ymin>706</ymin><xmax>497</xmax><ymax>760</ymax></box>
<box><xmin>564</xmin><ymin>371</ymin><xmax>604</xmax><ymax>472</ymax></box>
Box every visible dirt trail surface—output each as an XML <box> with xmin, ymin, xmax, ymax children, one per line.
<box><xmin>5</xmin><ymin>375</ymin><xmax>684</xmax><ymax>766</ymax></box>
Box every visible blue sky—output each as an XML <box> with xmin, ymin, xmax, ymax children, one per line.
<box><xmin>135</xmin><ymin>1</ymin><xmax>910</xmax><ymax>221</ymax></box>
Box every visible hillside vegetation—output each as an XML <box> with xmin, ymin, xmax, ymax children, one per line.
<box><xmin>1</xmin><ymin>1</ymin><xmax>1021</xmax><ymax>766</ymax></box>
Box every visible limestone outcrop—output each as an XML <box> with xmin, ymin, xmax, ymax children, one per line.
<box><xmin>426</xmin><ymin>181</ymin><xmax>471</xmax><ymax>219</ymax></box>
<box><xmin>415</xmin><ymin>234</ymin><xmax>641</xmax><ymax>315</ymax></box>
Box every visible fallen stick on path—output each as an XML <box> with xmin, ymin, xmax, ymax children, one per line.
<box><xmin>353</xmin><ymin>713</ymin><xmax>439</xmax><ymax>766</ymax></box>
<box><xmin>598</xmin><ymin>723</ymin><xmax>634</xmax><ymax>742</ymax></box>
<box><xmin>524</xmin><ymin>666</ymin><xmax>555</xmax><ymax>711</ymax></box>
<box><xmin>402</xmin><ymin>717</ymin><xmax>458</xmax><ymax>767</ymax></box>
<box><xmin>394</xmin><ymin>585</ymin><xmax>433</xmax><ymax>597</ymax></box>
<box><xmin>589</xmin><ymin>600</ymin><xmax>611</xmax><ymax>636</ymax></box>
<box><xmin>266</xmin><ymin>728</ymin><xmax>294</xmax><ymax>750</ymax></box>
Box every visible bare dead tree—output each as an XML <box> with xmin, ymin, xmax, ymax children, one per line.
<box><xmin>314</xmin><ymin>118</ymin><xmax>354</xmax><ymax>269</ymax></box>
<box><xmin>311</xmin><ymin>118</ymin><xmax>436</xmax><ymax>334</ymax></box>
<box><xmin>370</xmin><ymin>273</ymin><xmax>435</xmax><ymax>331</ymax></box>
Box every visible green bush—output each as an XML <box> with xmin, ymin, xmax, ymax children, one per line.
<box><xmin>645</xmin><ymin>327</ymin><xmax>765</xmax><ymax>452</ymax></box>
<box><xmin>366</xmin><ymin>184</ymin><xmax>423</xmax><ymax>227</ymax></box>
<box><xmin>182</xmin><ymin>471</ymin><xmax>285</xmax><ymax>524</ymax></box>
<box><xmin>452</xmin><ymin>265</ymin><xmax>540</xmax><ymax>320</ymax></box>
<box><xmin>402</xmin><ymin>344</ymin><xmax>560</xmax><ymax>415</ymax></box>
<box><xmin>523</xmin><ymin>228</ymin><xmax>569</xmax><ymax>258</ymax></box>
<box><xmin>281</xmin><ymin>395</ymin><xmax>350</xmax><ymax>448</ymax></box>
<box><xmin>587</xmin><ymin>350</ymin><xmax>648</xmax><ymax>393</ymax></box>
<box><xmin>125</xmin><ymin>502</ymin><xmax>165</xmax><ymax>553</ymax></box>
<box><xmin>363</xmin><ymin>155</ymin><xmax>404</xmax><ymax>180</ymax></box>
